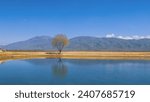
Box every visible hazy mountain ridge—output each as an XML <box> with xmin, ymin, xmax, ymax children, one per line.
<box><xmin>3</xmin><ymin>36</ymin><xmax>52</xmax><ymax>50</ymax></box>
<box><xmin>66</xmin><ymin>36</ymin><xmax>150</xmax><ymax>51</ymax></box>
<box><xmin>1</xmin><ymin>36</ymin><xmax>150</xmax><ymax>51</ymax></box>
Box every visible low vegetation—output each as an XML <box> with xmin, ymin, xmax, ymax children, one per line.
<box><xmin>1</xmin><ymin>51</ymin><xmax>150</xmax><ymax>62</ymax></box>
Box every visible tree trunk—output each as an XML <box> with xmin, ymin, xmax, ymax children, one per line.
<box><xmin>59</xmin><ymin>50</ymin><xmax>62</xmax><ymax>54</ymax></box>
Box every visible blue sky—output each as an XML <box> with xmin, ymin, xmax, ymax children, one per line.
<box><xmin>0</xmin><ymin>0</ymin><xmax>150</xmax><ymax>44</ymax></box>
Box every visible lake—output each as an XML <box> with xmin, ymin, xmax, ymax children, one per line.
<box><xmin>0</xmin><ymin>59</ymin><xmax>150</xmax><ymax>85</ymax></box>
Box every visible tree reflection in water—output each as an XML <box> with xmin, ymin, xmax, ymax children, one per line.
<box><xmin>52</xmin><ymin>58</ymin><xmax>68</xmax><ymax>78</ymax></box>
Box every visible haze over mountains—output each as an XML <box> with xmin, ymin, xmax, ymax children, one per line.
<box><xmin>1</xmin><ymin>36</ymin><xmax>150</xmax><ymax>51</ymax></box>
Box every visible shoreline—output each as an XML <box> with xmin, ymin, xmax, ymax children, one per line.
<box><xmin>1</xmin><ymin>51</ymin><xmax>150</xmax><ymax>62</ymax></box>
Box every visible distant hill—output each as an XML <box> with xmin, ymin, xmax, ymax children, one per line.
<box><xmin>3</xmin><ymin>36</ymin><xmax>52</xmax><ymax>50</ymax></box>
<box><xmin>2</xmin><ymin>36</ymin><xmax>150</xmax><ymax>51</ymax></box>
<box><xmin>0</xmin><ymin>45</ymin><xmax>3</xmax><ymax>48</ymax></box>
<box><xmin>66</xmin><ymin>36</ymin><xmax>150</xmax><ymax>51</ymax></box>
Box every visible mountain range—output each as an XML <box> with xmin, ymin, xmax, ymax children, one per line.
<box><xmin>1</xmin><ymin>36</ymin><xmax>150</xmax><ymax>51</ymax></box>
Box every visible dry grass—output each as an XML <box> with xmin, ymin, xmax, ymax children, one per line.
<box><xmin>61</xmin><ymin>51</ymin><xmax>150</xmax><ymax>60</ymax></box>
<box><xmin>0</xmin><ymin>51</ymin><xmax>150</xmax><ymax>61</ymax></box>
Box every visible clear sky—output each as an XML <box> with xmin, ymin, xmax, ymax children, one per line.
<box><xmin>0</xmin><ymin>0</ymin><xmax>150</xmax><ymax>44</ymax></box>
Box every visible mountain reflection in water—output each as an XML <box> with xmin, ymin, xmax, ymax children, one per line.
<box><xmin>0</xmin><ymin>59</ymin><xmax>150</xmax><ymax>85</ymax></box>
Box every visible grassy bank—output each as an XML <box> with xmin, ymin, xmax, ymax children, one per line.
<box><xmin>1</xmin><ymin>51</ymin><xmax>150</xmax><ymax>61</ymax></box>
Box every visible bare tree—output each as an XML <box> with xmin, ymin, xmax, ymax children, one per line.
<box><xmin>51</xmin><ymin>34</ymin><xmax>69</xmax><ymax>54</ymax></box>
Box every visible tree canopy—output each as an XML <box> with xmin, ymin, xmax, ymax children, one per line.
<box><xmin>51</xmin><ymin>34</ymin><xmax>69</xmax><ymax>53</ymax></box>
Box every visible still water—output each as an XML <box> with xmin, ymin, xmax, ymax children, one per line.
<box><xmin>0</xmin><ymin>59</ymin><xmax>150</xmax><ymax>85</ymax></box>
